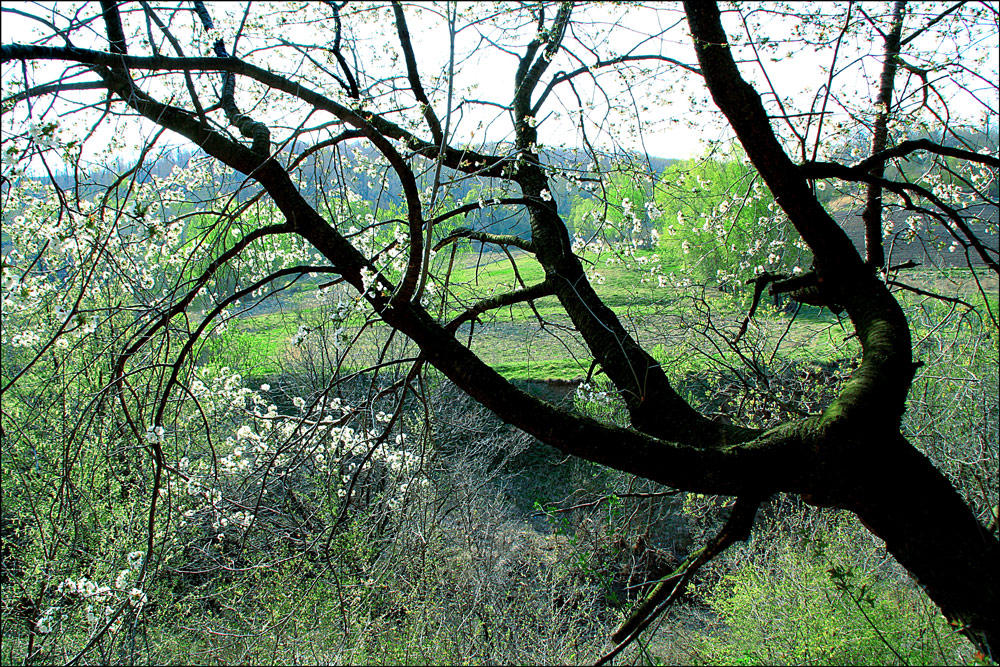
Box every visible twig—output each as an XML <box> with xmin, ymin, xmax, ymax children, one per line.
<box><xmin>596</xmin><ymin>495</ymin><xmax>763</xmax><ymax>666</ymax></box>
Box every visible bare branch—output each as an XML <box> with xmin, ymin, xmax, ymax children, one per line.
<box><xmin>856</xmin><ymin>137</ymin><xmax>1000</xmax><ymax>172</ymax></box>
<box><xmin>433</xmin><ymin>227</ymin><xmax>536</xmax><ymax>253</ymax></box>
<box><xmin>532</xmin><ymin>53</ymin><xmax>701</xmax><ymax>116</ymax></box>
<box><xmin>601</xmin><ymin>495</ymin><xmax>763</xmax><ymax>664</ymax></box>
<box><xmin>446</xmin><ymin>278</ymin><xmax>556</xmax><ymax>332</ymax></box>
<box><xmin>1</xmin><ymin>80</ymin><xmax>107</xmax><ymax>108</ymax></box>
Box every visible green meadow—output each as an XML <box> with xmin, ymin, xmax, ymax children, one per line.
<box><xmin>210</xmin><ymin>246</ymin><xmax>995</xmax><ymax>384</ymax></box>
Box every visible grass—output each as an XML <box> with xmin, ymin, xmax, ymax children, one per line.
<box><xmin>204</xmin><ymin>310</ymin><xmax>307</xmax><ymax>379</ymax></box>
<box><xmin>441</xmin><ymin>247</ymin><xmax>683</xmax><ymax>313</ymax></box>
<box><xmin>218</xmin><ymin>248</ymin><xmax>993</xmax><ymax>384</ymax></box>
<box><xmin>490</xmin><ymin>358</ymin><xmax>591</xmax><ymax>381</ymax></box>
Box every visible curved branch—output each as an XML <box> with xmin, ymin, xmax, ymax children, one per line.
<box><xmin>685</xmin><ymin>0</ymin><xmax>917</xmax><ymax>432</ymax></box>
<box><xmin>428</xmin><ymin>196</ymin><xmax>544</xmax><ymax>227</ymax></box>
<box><xmin>856</xmin><ymin>137</ymin><xmax>1000</xmax><ymax>172</ymax></box>
<box><xmin>391</xmin><ymin>0</ymin><xmax>444</xmax><ymax>145</ymax></box>
<box><xmin>433</xmin><ymin>227</ymin><xmax>535</xmax><ymax>253</ymax></box>
<box><xmin>17</xmin><ymin>38</ymin><xmax>423</xmax><ymax>308</ymax></box>
<box><xmin>153</xmin><ymin>266</ymin><xmax>337</xmax><ymax>427</ymax></box>
<box><xmin>286</xmin><ymin>129</ymin><xmax>366</xmax><ymax>171</ymax></box>
<box><xmin>532</xmin><ymin>53</ymin><xmax>701</xmax><ymax>116</ymax></box>
<box><xmin>900</xmin><ymin>0</ymin><xmax>966</xmax><ymax>46</ymax></box>
<box><xmin>446</xmin><ymin>277</ymin><xmax>556</xmax><ymax>332</ymax></box>
<box><xmin>734</xmin><ymin>271</ymin><xmax>786</xmax><ymax>342</ymax></box>
<box><xmin>519</xmin><ymin>2</ymin><xmax>572</xmax><ymax>101</ymax></box>
<box><xmin>321</xmin><ymin>0</ymin><xmax>360</xmax><ymax>98</ymax></box>
<box><xmin>686</xmin><ymin>2</ymin><xmax>998</xmax><ymax>655</ymax></box>
<box><xmin>116</xmin><ymin>223</ymin><xmax>291</xmax><ymax>374</ymax></box>
<box><xmin>137</xmin><ymin>0</ymin><xmax>209</xmax><ymax>124</ymax></box>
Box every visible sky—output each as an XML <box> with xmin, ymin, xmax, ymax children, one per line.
<box><xmin>2</xmin><ymin>1</ymin><xmax>997</xmax><ymax>173</ymax></box>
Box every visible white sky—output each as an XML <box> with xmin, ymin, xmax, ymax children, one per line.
<box><xmin>2</xmin><ymin>1</ymin><xmax>997</xmax><ymax>171</ymax></box>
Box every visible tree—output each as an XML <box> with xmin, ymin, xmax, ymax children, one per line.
<box><xmin>651</xmin><ymin>145</ymin><xmax>807</xmax><ymax>287</ymax></box>
<box><xmin>2</xmin><ymin>0</ymin><xmax>997</xmax><ymax>660</ymax></box>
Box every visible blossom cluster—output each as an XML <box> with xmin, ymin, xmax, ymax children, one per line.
<box><xmin>162</xmin><ymin>369</ymin><xmax>431</xmax><ymax>549</ymax></box>
<box><xmin>36</xmin><ymin>552</ymin><xmax>148</xmax><ymax>636</ymax></box>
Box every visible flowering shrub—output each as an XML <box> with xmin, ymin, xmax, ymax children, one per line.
<box><xmin>0</xmin><ymin>161</ymin><xmax>433</xmax><ymax>661</ymax></box>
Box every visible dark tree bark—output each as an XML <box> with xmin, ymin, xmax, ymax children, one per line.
<box><xmin>862</xmin><ymin>0</ymin><xmax>907</xmax><ymax>269</ymax></box>
<box><xmin>684</xmin><ymin>1</ymin><xmax>997</xmax><ymax>655</ymax></box>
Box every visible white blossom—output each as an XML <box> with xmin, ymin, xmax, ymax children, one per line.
<box><xmin>145</xmin><ymin>425</ymin><xmax>165</xmax><ymax>444</ymax></box>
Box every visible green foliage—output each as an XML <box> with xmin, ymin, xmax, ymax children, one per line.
<box><xmin>691</xmin><ymin>515</ymin><xmax>973</xmax><ymax>666</ymax></box>
<box><xmin>653</xmin><ymin>145</ymin><xmax>810</xmax><ymax>287</ymax></box>
<box><xmin>491</xmin><ymin>358</ymin><xmax>588</xmax><ymax>380</ymax></box>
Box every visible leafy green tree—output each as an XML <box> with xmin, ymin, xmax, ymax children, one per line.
<box><xmin>654</xmin><ymin>145</ymin><xmax>809</xmax><ymax>287</ymax></box>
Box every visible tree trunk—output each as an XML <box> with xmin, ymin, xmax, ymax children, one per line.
<box><xmin>846</xmin><ymin>435</ymin><xmax>998</xmax><ymax>659</ymax></box>
<box><xmin>684</xmin><ymin>1</ymin><xmax>998</xmax><ymax>656</ymax></box>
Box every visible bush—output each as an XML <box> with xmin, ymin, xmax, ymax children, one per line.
<box><xmin>688</xmin><ymin>512</ymin><xmax>974</xmax><ymax>666</ymax></box>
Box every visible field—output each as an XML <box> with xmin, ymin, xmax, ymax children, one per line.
<box><xmin>215</xmin><ymin>247</ymin><xmax>997</xmax><ymax>385</ymax></box>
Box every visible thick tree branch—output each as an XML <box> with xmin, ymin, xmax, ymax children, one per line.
<box><xmin>686</xmin><ymin>2</ymin><xmax>997</xmax><ymax>654</ymax></box>
<box><xmin>34</xmin><ymin>23</ymin><xmax>765</xmax><ymax>479</ymax></box>
<box><xmin>862</xmin><ymin>0</ymin><xmax>906</xmax><ymax>268</ymax></box>
<box><xmin>501</xmin><ymin>4</ymin><xmax>745</xmax><ymax>446</ymax></box>
<box><xmin>446</xmin><ymin>278</ymin><xmax>555</xmax><ymax>332</ymax></box>
<box><xmin>191</xmin><ymin>0</ymin><xmax>270</xmax><ymax>156</ymax></box>
<box><xmin>858</xmin><ymin>137</ymin><xmax>1000</xmax><ymax>172</ymax></box>
<box><xmin>685</xmin><ymin>0</ymin><xmax>915</xmax><ymax>429</ymax></box>
<box><xmin>7</xmin><ymin>6</ymin><xmax>996</xmax><ymax>657</ymax></box>
<box><xmin>845</xmin><ymin>435</ymin><xmax>999</xmax><ymax>660</ymax></box>
<box><xmin>391</xmin><ymin>1</ymin><xmax>444</xmax><ymax>146</ymax></box>
<box><xmin>98</xmin><ymin>0</ymin><xmax>128</xmax><ymax>56</ymax></box>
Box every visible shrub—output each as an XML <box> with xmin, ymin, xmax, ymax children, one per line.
<box><xmin>689</xmin><ymin>513</ymin><xmax>974</xmax><ymax>666</ymax></box>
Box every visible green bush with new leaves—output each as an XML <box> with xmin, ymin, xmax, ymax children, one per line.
<box><xmin>692</xmin><ymin>513</ymin><xmax>973</xmax><ymax>666</ymax></box>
